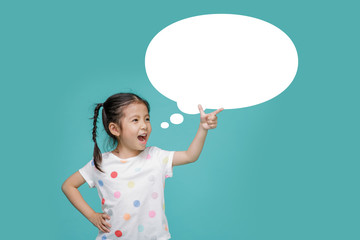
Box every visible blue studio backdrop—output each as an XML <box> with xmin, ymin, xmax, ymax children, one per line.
<box><xmin>0</xmin><ymin>0</ymin><xmax>359</xmax><ymax>239</ymax></box>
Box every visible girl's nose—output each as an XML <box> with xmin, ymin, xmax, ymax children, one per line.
<box><xmin>141</xmin><ymin>121</ymin><xmax>147</xmax><ymax>129</ymax></box>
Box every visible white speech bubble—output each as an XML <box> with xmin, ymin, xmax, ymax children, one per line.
<box><xmin>170</xmin><ymin>113</ymin><xmax>184</xmax><ymax>124</ymax></box>
<box><xmin>145</xmin><ymin>14</ymin><xmax>298</xmax><ymax>114</ymax></box>
<box><xmin>161</xmin><ymin>122</ymin><xmax>169</xmax><ymax>129</ymax></box>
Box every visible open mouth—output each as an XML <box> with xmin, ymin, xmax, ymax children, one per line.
<box><xmin>137</xmin><ymin>133</ymin><xmax>147</xmax><ymax>144</ymax></box>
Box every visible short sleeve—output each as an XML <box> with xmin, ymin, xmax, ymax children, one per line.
<box><xmin>79</xmin><ymin>160</ymin><xmax>96</xmax><ymax>188</ymax></box>
<box><xmin>152</xmin><ymin>146</ymin><xmax>175</xmax><ymax>178</ymax></box>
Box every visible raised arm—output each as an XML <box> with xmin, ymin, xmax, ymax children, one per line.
<box><xmin>173</xmin><ymin>104</ymin><xmax>224</xmax><ymax>166</ymax></box>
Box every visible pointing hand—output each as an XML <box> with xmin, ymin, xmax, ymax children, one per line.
<box><xmin>198</xmin><ymin>104</ymin><xmax>224</xmax><ymax>130</ymax></box>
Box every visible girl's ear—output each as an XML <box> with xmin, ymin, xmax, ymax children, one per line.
<box><xmin>109</xmin><ymin>122</ymin><xmax>121</xmax><ymax>137</ymax></box>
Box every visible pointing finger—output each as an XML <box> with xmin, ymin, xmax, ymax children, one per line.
<box><xmin>213</xmin><ymin>107</ymin><xmax>224</xmax><ymax>115</ymax></box>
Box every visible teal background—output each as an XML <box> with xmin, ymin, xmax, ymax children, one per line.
<box><xmin>1</xmin><ymin>0</ymin><xmax>359</xmax><ymax>239</ymax></box>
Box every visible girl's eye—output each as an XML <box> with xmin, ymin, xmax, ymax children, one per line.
<box><xmin>132</xmin><ymin>119</ymin><xmax>138</xmax><ymax>122</ymax></box>
<box><xmin>146</xmin><ymin>118</ymin><xmax>150</xmax><ymax>121</ymax></box>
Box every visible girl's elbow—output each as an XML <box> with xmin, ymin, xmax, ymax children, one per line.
<box><xmin>61</xmin><ymin>181</ymin><xmax>68</xmax><ymax>193</ymax></box>
<box><xmin>61</xmin><ymin>180</ymin><xmax>74</xmax><ymax>194</ymax></box>
<box><xmin>189</xmin><ymin>157</ymin><xmax>199</xmax><ymax>163</ymax></box>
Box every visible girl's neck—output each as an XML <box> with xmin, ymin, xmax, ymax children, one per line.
<box><xmin>112</xmin><ymin>145</ymin><xmax>142</xmax><ymax>159</ymax></box>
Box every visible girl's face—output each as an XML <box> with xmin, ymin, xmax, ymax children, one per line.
<box><xmin>117</xmin><ymin>102</ymin><xmax>152</xmax><ymax>154</ymax></box>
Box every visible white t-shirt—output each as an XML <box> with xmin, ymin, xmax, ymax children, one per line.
<box><xmin>79</xmin><ymin>146</ymin><xmax>175</xmax><ymax>240</ymax></box>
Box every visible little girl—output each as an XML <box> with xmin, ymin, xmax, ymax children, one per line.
<box><xmin>62</xmin><ymin>93</ymin><xmax>223</xmax><ymax>240</ymax></box>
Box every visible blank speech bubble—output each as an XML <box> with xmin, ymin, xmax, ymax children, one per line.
<box><xmin>145</xmin><ymin>14</ymin><xmax>298</xmax><ymax>114</ymax></box>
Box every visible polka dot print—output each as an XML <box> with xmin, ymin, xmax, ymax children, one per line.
<box><xmin>98</xmin><ymin>180</ymin><xmax>104</xmax><ymax>187</ymax></box>
<box><xmin>128</xmin><ymin>181</ymin><xmax>135</xmax><ymax>188</ymax></box>
<box><xmin>149</xmin><ymin>211</ymin><xmax>156</xmax><ymax>218</ymax></box>
<box><xmin>111</xmin><ymin>171</ymin><xmax>118</xmax><ymax>178</ymax></box>
<box><xmin>123</xmin><ymin>213</ymin><xmax>131</xmax><ymax>221</ymax></box>
<box><xmin>151</xmin><ymin>192</ymin><xmax>158</xmax><ymax>199</ymax></box>
<box><xmin>115</xmin><ymin>230</ymin><xmax>123</xmax><ymax>237</ymax></box>
<box><xmin>107</xmin><ymin>209</ymin><xmax>113</xmax><ymax>216</ymax></box>
<box><xmin>133</xmin><ymin>200</ymin><xmax>140</xmax><ymax>207</ymax></box>
<box><xmin>81</xmin><ymin>148</ymin><xmax>175</xmax><ymax>239</ymax></box>
<box><xmin>114</xmin><ymin>191</ymin><xmax>121</xmax><ymax>199</ymax></box>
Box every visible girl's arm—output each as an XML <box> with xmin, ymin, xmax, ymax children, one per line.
<box><xmin>61</xmin><ymin>171</ymin><xmax>112</xmax><ymax>233</ymax></box>
<box><xmin>173</xmin><ymin>104</ymin><xmax>224</xmax><ymax>166</ymax></box>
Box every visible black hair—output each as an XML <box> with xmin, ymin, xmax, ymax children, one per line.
<box><xmin>91</xmin><ymin>93</ymin><xmax>150</xmax><ymax>172</ymax></box>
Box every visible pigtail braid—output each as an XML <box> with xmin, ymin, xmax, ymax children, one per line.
<box><xmin>92</xmin><ymin>103</ymin><xmax>104</xmax><ymax>172</ymax></box>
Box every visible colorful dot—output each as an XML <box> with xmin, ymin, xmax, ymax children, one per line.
<box><xmin>165</xmin><ymin>225</ymin><xmax>168</xmax><ymax>231</ymax></box>
<box><xmin>133</xmin><ymin>200</ymin><xmax>140</xmax><ymax>207</ymax></box>
<box><xmin>149</xmin><ymin>210</ymin><xmax>156</xmax><ymax>218</ymax></box>
<box><xmin>102</xmin><ymin>198</ymin><xmax>105</xmax><ymax>205</ymax></box>
<box><xmin>120</xmin><ymin>160</ymin><xmax>127</xmax><ymax>163</ymax></box>
<box><xmin>114</xmin><ymin>191</ymin><xmax>121</xmax><ymax>199</ymax></box>
<box><xmin>138</xmin><ymin>225</ymin><xmax>144</xmax><ymax>232</ymax></box>
<box><xmin>102</xmin><ymin>235</ymin><xmax>107</xmax><ymax>240</ymax></box>
<box><xmin>123</xmin><ymin>213</ymin><xmax>131</xmax><ymax>221</ymax></box>
<box><xmin>151</xmin><ymin>192</ymin><xmax>158</xmax><ymax>199</ymax></box>
<box><xmin>91</xmin><ymin>160</ymin><xmax>95</xmax><ymax>166</ymax></box>
<box><xmin>146</xmin><ymin>154</ymin><xmax>152</xmax><ymax>159</ymax></box>
<box><xmin>115</xmin><ymin>230</ymin><xmax>122</xmax><ymax>237</ymax></box>
<box><xmin>163</xmin><ymin>203</ymin><xmax>165</xmax><ymax>210</ymax></box>
<box><xmin>163</xmin><ymin>156</ymin><xmax>169</xmax><ymax>164</ymax></box>
<box><xmin>98</xmin><ymin>180</ymin><xmax>104</xmax><ymax>187</ymax></box>
<box><xmin>111</xmin><ymin>171</ymin><xmax>118</xmax><ymax>178</ymax></box>
<box><xmin>165</xmin><ymin>175</ymin><xmax>170</xmax><ymax>179</ymax></box>
<box><xmin>128</xmin><ymin>181</ymin><xmax>135</xmax><ymax>188</ymax></box>
<box><xmin>107</xmin><ymin>209</ymin><xmax>113</xmax><ymax>216</ymax></box>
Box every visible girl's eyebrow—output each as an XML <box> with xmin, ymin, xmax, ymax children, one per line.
<box><xmin>129</xmin><ymin>114</ymin><xmax>150</xmax><ymax>118</ymax></box>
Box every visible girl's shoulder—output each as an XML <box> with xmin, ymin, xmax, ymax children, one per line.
<box><xmin>147</xmin><ymin>145</ymin><xmax>162</xmax><ymax>153</ymax></box>
<box><xmin>146</xmin><ymin>146</ymin><xmax>164</xmax><ymax>158</ymax></box>
<box><xmin>147</xmin><ymin>146</ymin><xmax>174</xmax><ymax>156</ymax></box>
